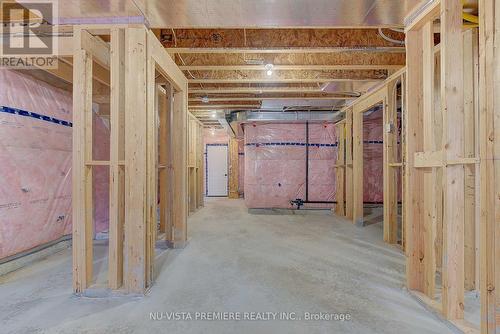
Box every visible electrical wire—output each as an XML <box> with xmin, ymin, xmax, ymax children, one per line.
<box><xmin>378</xmin><ymin>28</ymin><xmax>405</xmax><ymax>45</ymax></box>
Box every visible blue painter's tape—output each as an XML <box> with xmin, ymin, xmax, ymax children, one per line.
<box><xmin>0</xmin><ymin>106</ymin><xmax>72</xmax><ymax>128</ymax></box>
<box><xmin>245</xmin><ymin>142</ymin><xmax>339</xmax><ymax>148</ymax></box>
<box><xmin>244</xmin><ymin>140</ymin><xmax>383</xmax><ymax>147</ymax></box>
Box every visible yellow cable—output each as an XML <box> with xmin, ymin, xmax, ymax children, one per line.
<box><xmin>463</xmin><ymin>13</ymin><xmax>479</xmax><ymax>24</ymax></box>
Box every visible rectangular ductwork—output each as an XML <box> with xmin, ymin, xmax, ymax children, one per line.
<box><xmin>227</xmin><ymin>110</ymin><xmax>344</xmax><ymax>123</ymax></box>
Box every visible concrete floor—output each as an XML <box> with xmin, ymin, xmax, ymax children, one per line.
<box><xmin>0</xmin><ymin>198</ymin><xmax>455</xmax><ymax>334</ymax></box>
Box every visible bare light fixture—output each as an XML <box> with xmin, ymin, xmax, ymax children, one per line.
<box><xmin>201</xmin><ymin>96</ymin><xmax>209</xmax><ymax>103</ymax></box>
<box><xmin>265</xmin><ymin>63</ymin><xmax>274</xmax><ymax>76</ymax></box>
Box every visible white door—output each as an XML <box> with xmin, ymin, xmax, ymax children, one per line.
<box><xmin>207</xmin><ymin>145</ymin><xmax>228</xmax><ymax>196</ymax></box>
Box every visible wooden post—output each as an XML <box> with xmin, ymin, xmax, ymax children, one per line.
<box><xmin>434</xmin><ymin>50</ymin><xmax>444</xmax><ymax>275</ymax></box>
<box><xmin>72</xmin><ymin>28</ymin><xmax>94</xmax><ymax>293</ymax></box>
<box><xmin>197</xmin><ymin>123</ymin><xmax>205</xmax><ymax>208</ymax></box>
<box><xmin>345</xmin><ymin>108</ymin><xmax>354</xmax><ymax>219</ymax></box>
<box><xmin>352</xmin><ymin>107</ymin><xmax>363</xmax><ymax>225</ymax></box>
<box><xmin>162</xmin><ymin>84</ymin><xmax>174</xmax><ymax>240</ymax></box>
<box><xmin>479</xmin><ymin>0</ymin><xmax>498</xmax><ymax>331</ymax></box>
<box><xmin>440</xmin><ymin>0</ymin><xmax>465</xmax><ymax>320</ymax></box>
<box><xmin>158</xmin><ymin>86</ymin><xmax>168</xmax><ymax>233</ymax></box>
<box><xmin>383</xmin><ymin>80</ymin><xmax>399</xmax><ymax>244</ymax></box>
<box><xmin>335</xmin><ymin>122</ymin><xmax>346</xmax><ymax>216</ymax></box>
<box><xmin>229</xmin><ymin>137</ymin><xmax>240</xmax><ymax>199</ymax></box>
<box><xmin>404</xmin><ymin>28</ymin><xmax>425</xmax><ymax>292</ymax></box>
<box><xmin>123</xmin><ymin>27</ymin><xmax>149</xmax><ymax>293</ymax></box>
<box><xmin>422</xmin><ymin>21</ymin><xmax>437</xmax><ymax>299</ymax></box>
<box><xmin>108</xmin><ymin>27</ymin><xmax>125</xmax><ymax>290</ymax></box>
<box><xmin>171</xmin><ymin>87</ymin><xmax>188</xmax><ymax>248</ymax></box>
<box><xmin>187</xmin><ymin>118</ymin><xmax>196</xmax><ymax>213</ymax></box>
<box><xmin>146</xmin><ymin>56</ymin><xmax>158</xmax><ymax>287</ymax></box>
<box><xmin>463</xmin><ymin>28</ymin><xmax>478</xmax><ymax>291</ymax></box>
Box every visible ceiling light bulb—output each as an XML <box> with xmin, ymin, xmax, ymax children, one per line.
<box><xmin>264</xmin><ymin>63</ymin><xmax>274</xmax><ymax>70</ymax></box>
<box><xmin>266</xmin><ymin>70</ymin><xmax>273</xmax><ymax>76</ymax></box>
<box><xmin>201</xmin><ymin>96</ymin><xmax>209</xmax><ymax>103</ymax></box>
<box><xmin>210</xmin><ymin>128</ymin><xmax>215</xmax><ymax>135</ymax></box>
<box><xmin>212</xmin><ymin>112</ymin><xmax>217</xmax><ymax>118</ymax></box>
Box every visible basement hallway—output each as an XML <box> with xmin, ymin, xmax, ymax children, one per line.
<box><xmin>0</xmin><ymin>198</ymin><xmax>452</xmax><ymax>334</ymax></box>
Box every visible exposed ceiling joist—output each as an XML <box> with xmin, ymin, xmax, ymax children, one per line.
<box><xmin>180</xmin><ymin>64</ymin><xmax>403</xmax><ymax>71</ymax></box>
<box><xmin>188</xmin><ymin>78</ymin><xmax>382</xmax><ymax>84</ymax></box>
<box><xmin>168</xmin><ymin>47</ymin><xmax>405</xmax><ymax>54</ymax></box>
<box><xmin>175</xmin><ymin>52</ymin><xmax>405</xmax><ymax>67</ymax></box>
<box><xmin>156</xmin><ymin>28</ymin><xmax>405</xmax><ymax>49</ymax></box>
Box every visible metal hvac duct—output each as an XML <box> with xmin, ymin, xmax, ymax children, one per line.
<box><xmin>227</xmin><ymin>110</ymin><xmax>344</xmax><ymax>123</ymax></box>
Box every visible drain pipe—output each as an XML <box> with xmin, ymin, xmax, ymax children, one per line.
<box><xmin>290</xmin><ymin>121</ymin><xmax>335</xmax><ymax>209</ymax></box>
<box><xmin>305</xmin><ymin>120</ymin><xmax>309</xmax><ymax>202</ymax></box>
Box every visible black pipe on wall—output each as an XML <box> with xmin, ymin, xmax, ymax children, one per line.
<box><xmin>305</xmin><ymin>120</ymin><xmax>309</xmax><ymax>202</ymax></box>
<box><xmin>290</xmin><ymin>121</ymin><xmax>335</xmax><ymax>209</ymax></box>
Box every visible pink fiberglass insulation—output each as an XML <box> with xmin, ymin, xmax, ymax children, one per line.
<box><xmin>203</xmin><ymin>128</ymin><xmax>229</xmax><ymax>145</ymax></box>
<box><xmin>363</xmin><ymin>108</ymin><xmax>384</xmax><ymax>203</ymax></box>
<box><xmin>0</xmin><ymin>70</ymin><xmax>110</xmax><ymax>260</ymax></box>
<box><xmin>92</xmin><ymin>114</ymin><xmax>110</xmax><ymax>235</ymax></box>
<box><xmin>244</xmin><ymin>122</ymin><xmax>337</xmax><ymax>209</ymax></box>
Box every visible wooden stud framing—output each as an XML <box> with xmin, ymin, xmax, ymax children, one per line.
<box><xmin>345</xmin><ymin>108</ymin><xmax>354</xmax><ymax>219</ymax></box>
<box><xmin>479</xmin><ymin>0</ymin><xmax>499</xmax><ymax>332</ymax></box>
<box><xmin>108</xmin><ymin>27</ymin><xmax>125</xmax><ymax>290</ymax></box>
<box><xmin>158</xmin><ymin>84</ymin><xmax>174</xmax><ymax>241</ymax></box>
<box><xmin>335</xmin><ymin>122</ymin><xmax>346</xmax><ymax>216</ymax></box>
<box><xmin>72</xmin><ymin>25</ymin><xmax>190</xmax><ymax>294</ymax></box>
<box><xmin>171</xmin><ymin>87</ymin><xmax>189</xmax><ymax>247</ymax></box>
<box><xmin>422</xmin><ymin>20</ymin><xmax>437</xmax><ymax>299</ymax></box>
<box><xmin>383</xmin><ymin>79</ymin><xmax>399</xmax><ymax>245</ymax></box>
<box><xmin>158</xmin><ymin>85</ymin><xmax>167</xmax><ymax>233</ymax></box>
<box><xmin>440</xmin><ymin>0</ymin><xmax>465</xmax><ymax>320</ymax></box>
<box><xmin>187</xmin><ymin>113</ymin><xmax>205</xmax><ymax>213</ymax></box>
<box><xmin>72</xmin><ymin>28</ymin><xmax>94</xmax><ymax>294</ymax></box>
<box><xmin>197</xmin><ymin>122</ymin><xmax>205</xmax><ymax>208</ymax></box>
<box><xmin>123</xmin><ymin>27</ymin><xmax>148</xmax><ymax>293</ymax></box>
<box><xmin>348</xmin><ymin>73</ymin><xmax>402</xmax><ymax>242</ymax></box>
<box><xmin>463</xmin><ymin>28</ymin><xmax>479</xmax><ymax>292</ymax></box>
<box><xmin>404</xmin><ymin>0</ymin><xmax>482</xmax><ymax>331</ymax></box>
<box><xmin>352</xmin><ymin>104</ymin><xmax>364</xmax><ymax>225</ymax></box>
<box><xmin>228</xmin><ymin>138</ymin><xmax>240</xmax><ymax>199</ymax></box>
<box><xmin>405</xmin><ymin>27</ymin><xmax>426</xmax><ymax>294</ymax></box>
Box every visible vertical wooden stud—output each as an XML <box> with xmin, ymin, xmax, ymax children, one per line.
<box><xmin>463</xmin><ymin>28</ymin><xmax>478</xmax><ymax>291</ymax></box>
<box><xmin>335</xmin><ymin>123</ymin><xmax>346</xmax><ymax>216</ymax></box>
<box><xmin>197</xmin><ymin>123</ymin><xmax>205</xmax><ymax>208</ymax></box>
<box><xmin>123</xmin><ymin>27</ymin><xmax>148</xmax><ymax>293</ymax></box>
<box><xmin>422</xmin><ymin>21</ymin><xmax>437</xmax><ymax>298</ymax></box>
<box><xmin>352</xmin><ymin>107</ymin><xmax>363</xmax><ymax>225</ymax></box>
<box><xmin>345</xmin><ymin>108</ymin><xmax>354</xmax><ymax>219</ymax></box>
<box><xmin>171</xmin><ymin>87</ymin><xmax>188</xmax><ymax>248</ymax></box>
<box><xmin>72</xmin><ymin>29</ymin><xmax>94</xmax><ymax>293</ymax></box>
<box><xmin>405</xmin><ymin>29</ymin><xmax>425</xmax><ymax>292</ymax></box>
<box><xmin>229</xmin><ymin>137</ymin><xmax>240</xmax><ymax>199</ymax></box>
<box><xmin>384</xmin><ymin>81</ymin><xmax>399</xmax><ymax>244</ymax></box>
<box><xmin>440</xmin><ymin>0</ymin><xmax>465</xmax><ymax>320</ymax></box>
<box><xmin>108</xmin><ymin>27</ymin><xmax>125</xmax><ymax>290</ymax></box>
<box><xmin>479</xmin><ymin>0</ymin><xmax>498</xmax><ymax>331</ymax></box>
